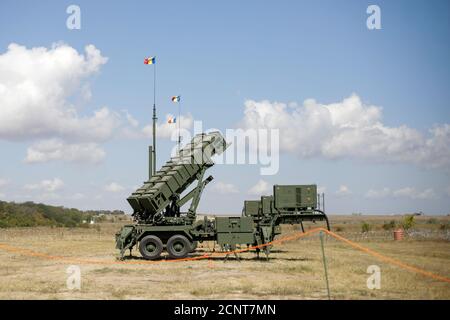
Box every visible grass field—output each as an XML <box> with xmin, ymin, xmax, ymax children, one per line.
<box><xmin>0</xmin><ymin>215</ymin><xmax>449</xmax><ymax>300</ymax></box>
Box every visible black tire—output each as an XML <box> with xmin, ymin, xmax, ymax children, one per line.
<box><xmin>139</xmin><ymin>235</ymin><xmax>163</xmax><ymax>260</ymax></box>
<box><xmin>166</xmin><ymin>234</ymin><xmax>191</xmax><ymax>259</ymax></box>
<box><xmin>190</xmin><ymin>241</ymin><xmax>198</xmax><ymax>253</ymax></box>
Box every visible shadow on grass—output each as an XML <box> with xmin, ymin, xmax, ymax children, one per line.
<box><xmin>120</xmin><ymin>250</ymin><xmax>311</xmax><ymax>263</ymax></box>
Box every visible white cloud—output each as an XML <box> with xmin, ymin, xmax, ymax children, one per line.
<box><xmin>24</xmin><ymin>139</ymin><xmax>105</xmax><ymax>164</ymax></box>
<box><xmin>365</xmin><ymin>187</ymin><xmax>391</xmax><ymax>199</ymax></box>
<box><xmin>417</xmin><ymin>188</ymin><xmax>438</xmax><ymax>200</ymax></box>
<box><xmin>212</xmin><ymin>182</ymin><xmax>239</xmax><ymax>194</ymax></box>
<box><xmin>0</xmin><ymin>178</ymin><xmax>9</xmax><ymax>188</ymax></box>
<box><xmin>24</xmin><ymin>178</ymin><xmax>64</xmax><ymax>192</ymax></box>
<box><xmin>35</xmin><ymin>193</ymin><xmax>61</xmax><ymax>201</ymax></box>
<box><xmin>248</xmin><ymin>179</ymin><xmax>270</xmax><ymax>195</ymax></box>
<box><xmin>365</xmin><ymin>186</ymin><xmax>438</xmax><ymax>200</ymax></box>
<box><xmin>238</xmin><ymin>94</ymin><xmax>450</xmax><ymax>171</ymax></box>
<box><xmin>392</xmin><ymin>187</ymin><xmax>415</xmax><ymax>198</ymax></box>
<box><xmin>123</xmin><ymin>110</ymin><xmax>139</xmax><ymax>127</ymax></box>
<box><xmin>393</xmin><ymin>187</ymin><xmax>437</xmax><ymax>200</ymax></box>
<box><xmin>0</xmin><ymin>43</ymin><xmax>198</xmax><ymax>164</ymax></box>
<box><xmin>0</xmin><ymin>43</ymin><xmax>119</xmax><ymax>142</ymax></box>
<box><xmin>336</xmin><ymin>185</ymin><xmax>352</xmax><ymax>196</ymax></box>
<box><xmin>0</xmin><ymin>43</ymin><xmax>129</xmax><ymax>164</ymax></box>
<box><xmin>104</xmin><ymin>182</ymin><xmax>125</xmax><ymax>193</ymax></box>
<box><xmin>68</xmin><ymin>193</ymin><xmax>86</xmax><ymax>200</ymax></box>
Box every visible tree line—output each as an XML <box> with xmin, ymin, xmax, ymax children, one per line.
<box><xmin>0</xmin><ymin>200</ymin><xmax>125</xmax><ymax>228</ymax></box>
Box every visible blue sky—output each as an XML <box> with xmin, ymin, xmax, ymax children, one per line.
<box><xmin>0</xmin><ymin>0</ymin><xmax>449</xmax><ymax>215</ymax></box>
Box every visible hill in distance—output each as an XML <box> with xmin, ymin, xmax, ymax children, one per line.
<box><xmin>0</xmin><ymin>200</ymin><xmax>125</xmax><ymax>228</ymax></box>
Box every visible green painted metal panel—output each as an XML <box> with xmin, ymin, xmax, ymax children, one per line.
<box><xmin>261</xmin><ymin>196</ymin><xmax>274</xmax><ymax>215</ymax></box>
<box><xmin>217</xmin><ymin>232</ymin><xmax>254</xmax><ymax>245</ymax></box>
<box><xmin>273</xmin><ymin>184</ymin><xmax>317</xmax><ymax>209</ymax></box>
<box><xmin>160</xmin><ymin>175</ymin><xmax>180</xmax><ymax>193</ymax></box>
<box><xmin>243</xmin><ymin>200</ymin><xmax>260</xmax><ymax>217</ymax></box>
<box><xmin>216</xmin><ymin>216</ymin><xmax>253</xmax><ymax>233</ymax></box>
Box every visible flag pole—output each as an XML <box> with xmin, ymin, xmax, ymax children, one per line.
<box><xmin>178</xmin><ymin>97</ymin><xmax>181</xmax><ymax>149</ymax></box>
<box><xmin>152</xmin><ymin>59</ymin><xmax>157</xmax><ymax>176</ymax></box>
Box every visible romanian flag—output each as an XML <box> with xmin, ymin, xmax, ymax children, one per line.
<box><xmin>144</xmin><ymin>56</ymin><xmax>156</xmax><ymax>65</ymax></box>
<box><xmin>171</xmin><ymin>96</ymin><xmax>181</xmax><ymax>102</ymax></box>
<box><xmin>168</xmin><ymin>117</ymin><xmax>176</xmax><ymax>124</ymax></box>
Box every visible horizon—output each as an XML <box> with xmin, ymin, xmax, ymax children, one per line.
<box><xmin>2</xmin><ymin>198</ymin><xmax>448</xmax><ymax>217</ymax></box>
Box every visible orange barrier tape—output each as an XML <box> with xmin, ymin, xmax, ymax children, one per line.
<box><xmin>0</xmin><ymin>227</ymin><xmax>449</xmax><ymax>285</ymax></box>
<box><xmin>321</xmin><ymin>228</ymin><xmax>450</xmax><ymax>284</ymax></box>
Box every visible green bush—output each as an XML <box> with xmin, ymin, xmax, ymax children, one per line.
<box><xmin>94</xmin><ymin>215</ymin><xmax>107</xmax><ymax>223</ymax></box>
<box><xmin>0</xmin><ymin>200</ymin><xmax>96</xmax><ymax>228</ymax></box>
<box><xmin>401</xmin><ymin>215</ymin><xmax>415</xmax><ymax>231</ymax></box>
<box><xmin>440</xmin><ymin>223</ymin><xmax>449</xmax><ymax>231</ymax></box>
<box><xmin>382</xmin><ymin>220</ymin><xmax>397</xmax><ymax>230</ymax></box>
<box><xmin>361</xmin><ymin>222</ymin><xmax>371</xmax><ymax>233</ymax></box>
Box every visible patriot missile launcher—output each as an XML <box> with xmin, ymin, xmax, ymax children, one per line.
<box><xmin>116</xmin><ymin>131</ymin><xmax>253</xmax><ymax>260</ymax></box>
<box><xmin>115</xmin><ymin>131</ymin><xmax>330</xmax><ymax>260</ymax></box>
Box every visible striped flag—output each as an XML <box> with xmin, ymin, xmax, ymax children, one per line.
<box><xmin>144</xmin><ymin>56</ymin><xmax>156</xmax><ymax>65</ymax></box>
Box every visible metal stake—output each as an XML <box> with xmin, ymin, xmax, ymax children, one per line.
<box><xmin>322</xmin><ymin>193</ymin><xmax>325</xmax><ymax>214</ymax></box>
<box><xmin>319</xmin><ymin>231</ymin><xmax>331</xmax><ymax>300</ymax></box>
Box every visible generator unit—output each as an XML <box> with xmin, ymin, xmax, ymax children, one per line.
<box><xmin>242</xmin><ymin>185</ymin><xmax>330</xmax><ymax>256</ymax></box>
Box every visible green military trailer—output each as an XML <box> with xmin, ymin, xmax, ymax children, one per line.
<box><xmin>115</xmin><ymin>131</ymin><xmax>330</xmax><ymax>260</ymax></box>
<box><xmin>116</xmin><ymin>217</ymin><xmax>257</xmax><ymax>260</ymax></box>
<box><xmin>116</xmin><ymin>215</ymin><xmax>255</xmax><ymax>260</ymax></box>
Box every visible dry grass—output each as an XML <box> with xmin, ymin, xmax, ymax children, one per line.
<box><xmin>0</xmin><ymin>216</ymin><xmax>449</xmax><ymax>300</ymax></box>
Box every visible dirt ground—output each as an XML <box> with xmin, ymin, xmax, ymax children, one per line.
<box><xmin>0</xmin><ymin>215</ymin><xmax>449</xmax><ymax>300</ymax></box>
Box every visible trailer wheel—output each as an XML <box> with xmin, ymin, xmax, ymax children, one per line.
<box><xmin>167</xmin><ymin>235</ymin><xmax>191</xmax><ymax>259</ymax></box>
<box><xmin>139</xmin><ymin>235</ymin><xmax>163</xmax><ymax>260</ymax></box>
